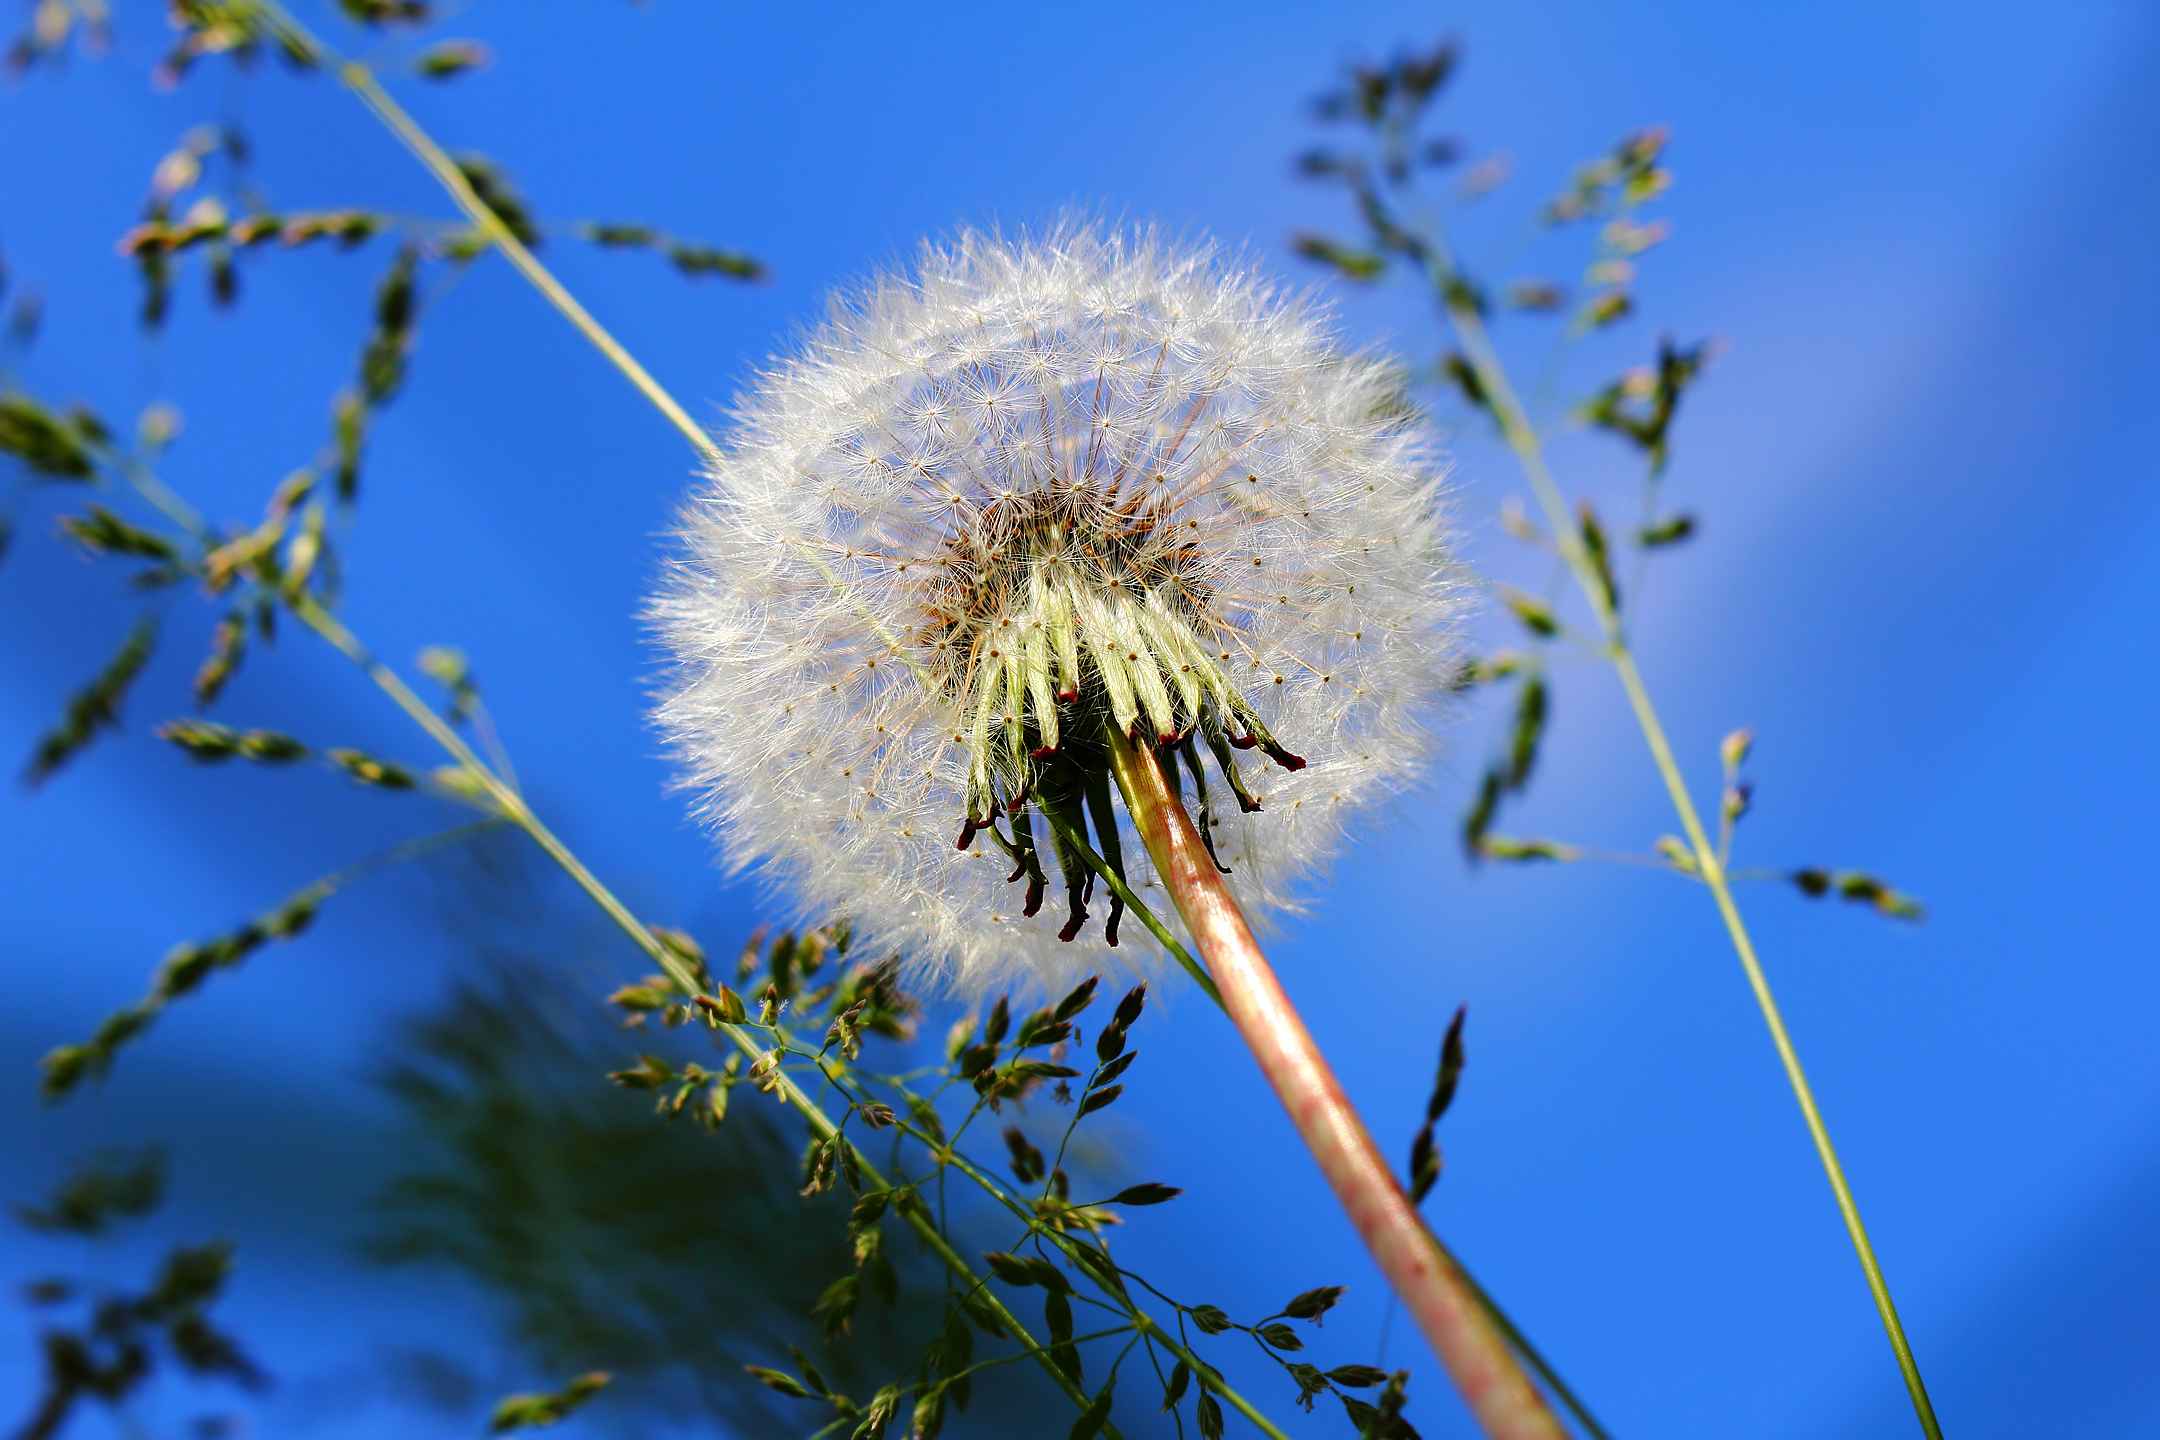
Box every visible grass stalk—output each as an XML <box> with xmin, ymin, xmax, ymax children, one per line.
<box><xmin>1433</xmin><ymin>249</ymin><xmax>1942</xmax><ymax>1437</ymax></box>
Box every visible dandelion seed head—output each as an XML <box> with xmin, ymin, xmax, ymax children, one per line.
<box><xmin>654</xmin><ymin>221</ymin><xmax>1465</xmax><ymax>991</ymax></box>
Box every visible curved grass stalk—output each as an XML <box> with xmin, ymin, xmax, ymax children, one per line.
<box><xmin>1430</xmin><ymin>242</ymin><xmax>1942</xmax><ymax>1437</ymax></box>
<box><xmin>262</xmin><ymin>14</ymin><xmax>721</xmax><ymax>470</ymax></box>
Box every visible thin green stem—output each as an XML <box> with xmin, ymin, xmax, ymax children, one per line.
<box><xmin>1613</xmin><ymin>647</ymin><xmax>1937</xmax><ymax>1433</ymax></box>
<box><xmin>467</xmin><ymin>696</ymin><xmax>522</xmax><ymax>796</ymax></box>
<box><xmin>110</xmin><ymin>448</ymin><xmax>210</xmax><ymax>541</ymax></box>
<box><xmin>1036</xmin><ymin>799</ymin><xmax>1221</xmax><ymax>1006</ymax></box>
<box><xmin>321</xmin><ymin>814</ymin><xmax>510</xmax><ymax>889</ymax></box>
<box><xmin>258</xmin><ymin>3</ymin><xmax>722</xmax><ymax>469</ymax></box>
<box><xmin>940</xmin><ymin>1322</ymin><xmax>1136</xmax><ymax>1389</ymax></box>
<box><xmin>1452</xmin><ymin>1256</ymin><xmax>1609</xmax><ymax>1440</ymax></box>
<box><xmin>1431</xmin><ymin>237</ymin><xmax>1940</xmax><ymax>1436</ymax></box>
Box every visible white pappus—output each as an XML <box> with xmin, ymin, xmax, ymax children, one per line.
<box><xmin>653</xmin><ymin>222</ymin><xmax>1465</xmax><ymax>991</ymax></box>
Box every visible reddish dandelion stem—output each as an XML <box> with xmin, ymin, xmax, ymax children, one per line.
<box><xmin>1107</xmin><ymin>727</ymin><xmax>1565</xmax><ymax>1440</ymax></box>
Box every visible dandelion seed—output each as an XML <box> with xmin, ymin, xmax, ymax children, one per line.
<box><xmin>654</xmin><ymin>223</ymin><xmax>1463</xmax><ymax>990</ymax></box>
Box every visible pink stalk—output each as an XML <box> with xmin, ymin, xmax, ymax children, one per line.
<box><xmin>1107</xmin><ymin>728</ymin><xmax>1565</xmax><ymax>1440</ymax></box>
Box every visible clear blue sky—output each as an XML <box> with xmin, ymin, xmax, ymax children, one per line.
<box><xmin>4</xmin><ymin>2</ymin><xmax>2157</xmax><ymax>1436</ymax></box>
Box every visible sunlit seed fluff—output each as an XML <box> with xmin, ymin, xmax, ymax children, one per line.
<box><xmin>653</xmin><ymin>222</ymin><xmax>1466</xmax><ymax>992</ymax></box>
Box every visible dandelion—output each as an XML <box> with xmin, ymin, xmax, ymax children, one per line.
<box><xmin>654</xmin><ymin>222</ymin><xmax>1459</xmax><ymax>985</ymax></box>
<box><xmin>654</xmin><ymin>222</ymin><xmax>1559</xmax><ymax>1435</ymax></box>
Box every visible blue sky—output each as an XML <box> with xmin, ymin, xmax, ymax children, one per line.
<box><xmin>4</xmin><ymin>1</ymin><xmax>2157</xmax><ymax>1436</ymax></box>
